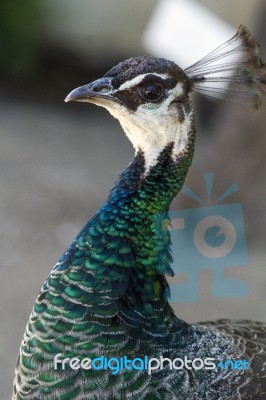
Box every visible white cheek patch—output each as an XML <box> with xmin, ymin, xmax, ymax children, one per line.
<box><xmin>118</xmin><ymin>73</ymin><xmax>169</xmax><ymax>91</ymax></box>
<box><xmin>172</xmin><ymin>113</ymin><xmax>193</xmax><ymax>161</ymax></box>
<box><xmin>165</xmin><ymin>82</ymin><xmax>193</xmax><ymax>160</ymax></box>
<box><xmin>169</xmin><ymin>82</ymin><xmax>184</xmax><ymax>98</ymax></box>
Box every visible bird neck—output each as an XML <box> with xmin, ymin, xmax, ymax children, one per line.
<box><xmin>84</xmin><ymin>128</ymin><xmax>195</xmax><ymax>319</ymax></box>
<box><xmin>109</xmin><ymin>124</ymin><xmax>195</xmax><ymax>214</ymax></box>
<box><xmin>94</xmin><ymin>123</ymin><xmax>196</xmax><ymax>275</ymax></box>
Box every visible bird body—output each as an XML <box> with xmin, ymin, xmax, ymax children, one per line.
<box><xmin>13</xmin><ymin>26</ymin><xmax>266</xmax><ymax>399</ymax></box>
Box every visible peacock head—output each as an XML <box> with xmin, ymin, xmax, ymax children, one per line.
<box><xmin>65</xmin><ymin>56</ymin><xmax>194</xmax><ymax>170</ymax></box>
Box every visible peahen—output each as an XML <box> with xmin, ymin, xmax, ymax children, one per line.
<box><xmin>13</xmin><ymin>26</ymin><xmax>266</xmax><ymax>400</ymax></box>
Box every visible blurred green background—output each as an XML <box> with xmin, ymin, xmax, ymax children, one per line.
<box><xmin>0</xmin><ymin>1</ymin><xmax>40</xmax><ymax>77</ymax></box>
<box><xmin>0</xmin><ymin>1</ymin><xmax>265</xmax><ymax>398</ymax></box>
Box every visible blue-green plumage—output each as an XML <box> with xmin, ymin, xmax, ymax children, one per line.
<box><xmin>13</xmin><ymin>26</ymin><xmax>266</xmax><ymax>400</ymax></box>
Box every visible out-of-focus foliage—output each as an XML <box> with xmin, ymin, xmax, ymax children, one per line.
<box><xmin>0</xmin><ymin>0</ymin><xmax>41</xmax><ymax>77</ymax></box>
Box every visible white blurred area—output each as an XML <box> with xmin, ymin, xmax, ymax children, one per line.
<box><xmin>40</xmin><ymin>0</ymin><xmax>157</xmax><ymax>63</ymax></box>
<box><xmin>142</xmin><ymin>0</ymin><xmax>235</xmax><ymax>69</ymax></box>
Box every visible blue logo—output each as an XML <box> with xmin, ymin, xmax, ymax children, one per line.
<box><xmin>166</xmin><ymin>173</ymin><xmax>248</xmax><ymax>302</ymax></box>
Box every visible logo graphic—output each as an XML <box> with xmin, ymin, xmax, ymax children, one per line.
<box><xmin>54</xmin><ymin>353</ymin><xmax>250</xmax><ymax>375</ymax></box>
<box><xmin>167</xmin><ymin>173</ymin><xmax>248</xmax><ymax>302</ymax></box>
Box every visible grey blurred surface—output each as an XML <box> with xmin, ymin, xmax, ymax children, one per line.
<box><xmin>41</xmin><ymin>0</ymin><xmax>157</xmax><ymax>62</ymax></box>
<box><xmin>0</xmin><ymin>97</ymin><xmax>265</xmax><ymax>399</ymax></box>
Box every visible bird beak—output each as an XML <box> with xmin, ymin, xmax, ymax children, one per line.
<box><xmin>64</xmin><ymin>77</ymin><xmax>116</xmax><ymax>103</ymax></box>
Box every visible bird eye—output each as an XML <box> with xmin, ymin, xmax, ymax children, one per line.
<box><xmin>138</xmin><ymin>83</ymin><xmax>163</xmax><ymax>103</ymax></box>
